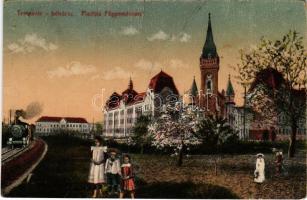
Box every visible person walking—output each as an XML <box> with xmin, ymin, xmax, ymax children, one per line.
<box><xmin>254</xmin><ymin>153</ymin><xmax>265</xmax><ymax>183</ymax></box>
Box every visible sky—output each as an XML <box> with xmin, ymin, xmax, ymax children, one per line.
<box><xmin>3</xmin><ymin>0</ymin><xmax>306</xmax><ymax>123</ymax></box>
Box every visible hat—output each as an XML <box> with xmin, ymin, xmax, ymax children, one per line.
<box><xmin>256</xmin><ymin>153</ymin><xmax>264</xmax><ymax>157</ymax></box>
<box><xmin>107</xmin><ymin>148</ymin><xmax>120</xmax><ymax>154</ymax></box>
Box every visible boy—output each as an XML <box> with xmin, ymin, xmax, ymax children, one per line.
<box><xmin>105</xmin><ymin>150</ymin><xmax>121</xmax><ymax>195</ymax></box>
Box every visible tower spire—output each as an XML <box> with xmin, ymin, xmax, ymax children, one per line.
<box><xmin>202</xmin><ymin>13</ymin><xmax>218</xmax><ymax>59</ymax></box>
<box><xmin>226</xmin><ymin>74</ymin><xmax>235</xmax><ymax>97</ymax></box>
<box><xmin>128</xmin><ymin>77</ymin><xmax>133</xmax><ymax>90</ymax></box>
<box><xmin>190</xmin><ymin>76</ymin><xmax>198</xmax><ymax>97</ymax></box>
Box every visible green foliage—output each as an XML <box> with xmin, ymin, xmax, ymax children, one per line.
<box><xmin>95</xmin><ymin>122</ymin><xmax>103</xmax><ymax>134</ymax></box>
<box><xmin>195</xmin><ymin>116</ymin><xmax>239</xmax><ymax>151</ymax></box>
<box><xmin>132</xmin><ymin>115</ymin><xmax>152</xmax><ymax>152</ymax></box>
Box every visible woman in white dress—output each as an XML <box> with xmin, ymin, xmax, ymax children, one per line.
<box><xmin>254</xmin><ymin>153</ymin><xmax>265</xmax><ymax>183</ymax></box>
<box><xmin>88</xmin><ymin>136</ymin><xmax>107</xmax><ymax>198</ymax></box>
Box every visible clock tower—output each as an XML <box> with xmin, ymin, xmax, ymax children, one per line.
<box><xmin>200</xmin><ymin>13</ymin><xmax>220</xmax><ymax>114</ymax></box>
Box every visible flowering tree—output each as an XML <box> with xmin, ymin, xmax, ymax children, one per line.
<box><xmin>148</xmin><ymin>107</ymin><xmax>201</xmax><ymax>166</ymax></box>
<box><xmin>237</xmin><ymin>31</ymin><xmax>306</xmax><ymax>157</ymax></box>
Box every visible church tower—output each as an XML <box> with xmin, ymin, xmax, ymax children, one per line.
<box><xmin>200</xmin><ymin>13</ymin><xmax>220</xmax><ymax>113</ymax></box>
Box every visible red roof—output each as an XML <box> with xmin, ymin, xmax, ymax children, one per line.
<box><xmin>36</xmin><ymin>116</ymin><xmax>62</xmax><ymax>122</ymax></box>
<box><xmin>127</xmin><ymin>92</ymin><xmax>146</xmax><ymax>106</ymax></box>
<box><xmin>105</xmin><ymin>71</ymin><xmax>179</xmax><ymax>110</ymax></box>
<box><xmin>249</xmin><ymin>68</ymin><xmax>285</xmax><ymax>92</ymax></box>
<box><xmin>148</xmin><ymin>70</ymin><xmax>179</xmax><ymax>95</ymax></box>
<box><xmin>36</xmin><ymin>116</ymin><xmax>88</xmax><ymax>123</ymax></box>
<box><xmin>106</xmin><ymin>92</ymin><xmax>121</xmax><ymax>109</ymax></box>
<box><xmin>64</xmin><ymin>117</ymin><xmax>88</xmax><ymax>123</ymax></box>
<box><xmin>122</xmin><ymin>89</ymin><xmax>138</xmax><ymax>104</ymax></box>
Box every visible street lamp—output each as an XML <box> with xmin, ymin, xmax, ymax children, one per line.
<box><xmin>241</xmin><ymin>81</ymin><xmax>251</xmax><ymax>140</ymax></box>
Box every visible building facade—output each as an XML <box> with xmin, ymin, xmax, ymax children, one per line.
<box><xmin>35</xmin><ymin>116</ymin><xmax>91</xmax><ymax>134</ymax></box>
<box><xmin>103</xmin><ymin>71</ymin><xmax>179</xmax><ymax>138</ymax></box>
<box><xmin>184</xmin><ymin>13</ymin><xmax>248</xmax><ymax>139</ymax></box>
<box><xmin>247</xmin><ymin>68</ymin><xmax>306</xmax><ymax>140</ymax></box>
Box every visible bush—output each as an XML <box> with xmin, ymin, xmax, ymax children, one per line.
<box><xmin>41</xmin><ymin>134</ymin><xmax>306</xmax><ymax>155</ymax></box>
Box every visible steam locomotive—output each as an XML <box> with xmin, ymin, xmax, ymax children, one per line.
<box><xmin>7</xmin><ymin>110</ymin><xmax>34</xmax><ymax>148</ymax></box>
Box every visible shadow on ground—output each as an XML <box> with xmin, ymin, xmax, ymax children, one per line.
<box><xmin>135</xmin><ymin>179</ymin><xmax>239</xmax><ymax>199</ymax></box>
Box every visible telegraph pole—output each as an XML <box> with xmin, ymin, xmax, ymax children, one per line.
<box><xmin>243</xmin><ymin>85</ymin><xmax>247</xmax><ymax>140</ymax></box>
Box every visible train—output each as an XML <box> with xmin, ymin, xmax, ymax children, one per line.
<box><xmin>6</xmin><ymin>110</ymin><xmax>34</xmax><ymax>148</ymax></box>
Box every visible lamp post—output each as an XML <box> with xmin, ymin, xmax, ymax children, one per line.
<box><xmin>241</xmin><ymin>81</ymin><xmax>250</xmax><ymax>140</ymax></box>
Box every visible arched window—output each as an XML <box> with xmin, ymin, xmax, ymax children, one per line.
<box><xmin>206</xmin><ymin>74</ymin><xmax>213</xmax><ymax>94</ymax></box>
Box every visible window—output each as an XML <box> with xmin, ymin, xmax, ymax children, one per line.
<box><xmin>127</xmin><ymin>108</ymin><xmax>133</xmax><ymax>114</ymax></box>
<box><xmin>206</xmin><ymin>80</ymin><xmax>212</xmax><ymax>92</ymax></box>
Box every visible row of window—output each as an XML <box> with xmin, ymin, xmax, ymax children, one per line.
<box><xmin>104</xmin><ymin>128</ymin><xmax>132</xmax><ymax>135</ymax></box>
<box><xmin>36</xmin><ymin>128</ymin><xmax>89</xmax><ymax>133</ymax></box>
<box><xmin>106</xmin><ymin>117</ymin><xmax>137</xmax><ymax>127</ymax></box>
<box><xmin>105</xmin><ymin>105</ymin><xmax>151</xmax><ymax>120</ymax></box>
<box><xmin>37</xmin><ymin>123</ymin><xmax>88</xmax><ymax>128</ymax></box>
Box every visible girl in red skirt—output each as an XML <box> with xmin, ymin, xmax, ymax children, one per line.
<box><xmin>119</xmin><ymin>154</ymin><xmax>135</xmax><ymax>198</ymax></box>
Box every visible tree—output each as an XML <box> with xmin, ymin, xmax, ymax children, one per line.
<box><xmin>195</xmin><ymin>115</ymin><xmax>238</xmax><ymax>175</ymax></box>
<box><xmin>95</xmin><ymin>122</ymin><xmax>103</xmax><ymax>134</ymax></box>
<box><xmin>132</xmin><ymin>115</ymin><xmax>152</xmax><ymax>154</ymax></box>
<box><xmin>237</xmin><ymin>31</ymin><xmax>306</xmax><ymax>158</ymax></box>
<box><xmin>148</xmin><ymin>107</ymin><xmax>201</xmax><ymax>166</ymax></box>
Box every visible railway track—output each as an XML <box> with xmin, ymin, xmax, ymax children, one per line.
<box><xmin>1</xmin><ymin>147</ymin><xmax>28</xmax><ymax>164</ymax></box>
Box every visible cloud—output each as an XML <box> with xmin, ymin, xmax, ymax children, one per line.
<box><xmin>147</xmin><ymin>30</ymin><xmax>169</xmax><ymax>41</ymax></box>
<box><xmin>135</xmin><ymin>59</ymin><xmax>162</xmax><ymax>71</ymax></box>
<box><xmin>121</xmin><ymin>26</ymin><xmax>139</xmax><ymax>36</ymax></box>
<box><xmin>148</xmin><ymin>31</ymin><xmax>191</xmax><ymax>42</ymax></box>
<box><xmin>92</xmin><ymin>67</ymin><xmax>132</xmax><ymax>81</ymax></box>
<box><xmin>8</xmin><ymin>33</ymin><xmax>58</xmax><ymax>54</ymax></box>
<box><xmin>47</xmin><ymin>62</ymin><xmax>96</xmax><ymax>78</ymax></box>
<box><xmin>134</xmin><ymin>58</ymin><xmax>189</xmax><ymax>71</ymax></box>
<box><xmin>178</xmin><ymin>32</ymin><xmax>191</xmax><ymax>42</ymax></box>
<box><xmin>169</xmin><ymin>59</ymin><xmax>190</xmax><ymax>69</ymax></box>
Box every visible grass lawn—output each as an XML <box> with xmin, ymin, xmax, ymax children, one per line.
<box><xmin>7</xmin><ymin>135</ymin><xmax>306</xmax><ymax>198</ymax></box>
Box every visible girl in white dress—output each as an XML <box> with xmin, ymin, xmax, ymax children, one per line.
<box><xmin>88</xmin><ymin>136</ymin><xmax>107</xmax><ymax>197</ymax></box>
<box><xmin>254</xmin><ymin>153</ymin><xmax>265</xmax><ymax>183</ymax></box>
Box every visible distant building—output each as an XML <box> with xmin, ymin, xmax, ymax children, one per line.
<box><xmin>103</xmin><ymin>71</ymin><xmax>179</xmax><ymax>138</ymax></box>
<box><xmin>247</xmin><ymin>68</ymin><xmax>306</xmax><ymax>140</ymax></box>
<box><xmin>35</xmin><ymin>116</ymin><xmax>91</xmax><ymax>134</ymax></box>
<box><xmin>184</xmin><ymin>13</ymin><xmax>238</xmax><ymax>119</ymax></box>
<box><xmin>183</xmin><ymin>13</ymin><xmax>248</xmax><ymax>139</ymax></box>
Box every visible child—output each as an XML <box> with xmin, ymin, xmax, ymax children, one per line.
<box><xmin>120</xmin><ymin>154</ymin><xmax>135</xmax><ymax>199</ymax></box>
<box><xmin>88</xmin><ymin>136</ymin><xmax>107</xmax><ymax>198</ymax></box>
<box><xmin>275</xmin><ymin>151</ymin><xmax>283</xmax><ymax>175</ymax></box>
<box><xmin>105</xmin><ymin>150</ymin><xmax>121</xmax><ymax>195</ymax></box>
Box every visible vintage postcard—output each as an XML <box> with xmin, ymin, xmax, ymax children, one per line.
<box><xmin>2</xmin><ymin>0</ymin><xmax>306</xmax><ymax>199</ymax></box>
